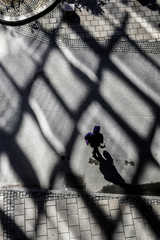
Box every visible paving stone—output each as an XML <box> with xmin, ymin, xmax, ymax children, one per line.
<box><xmin>124</xmin><ymin>225</ymin><xmax>136</xmax><ymax>238</ymax></box>
<box><xmin>92</xmin><ymin>235</ymin><xmax>103</xmax><ymax>240</ymax></box>
<box><xmin>37</xmin><ymin>212</ymin><xmax>47</xmax><ymax>224</ymax></box>
<box><xmin>14</xmin><ymin>215</ymin><xmax>25</xmax><ymax>226</ymax></box>
<box><xmin>46</xmin><ymin>205</ymin><xmax>56</xmax><ymax>217</ymax></box>
<box><xmin>58</xmin><ymin>221</ymin><xmax>69</xmax><ymax>233</ymax></box>
<box><xmin>131</xmin><ymin>207</ymin><xmax>142</xmax><ymax>218</ymax></box>
<box><xmin>81</xmin><ymin>230</ymin><xmax>92</xmax><ymax>240</ymax></box>
<box><xmin>68</xmin><ymin>214</ymin><xmax>79</xmax><ymax>226</ymax></box>
<box><xmin>57</xmin><ymin>210</ymin><xmax>68</xmax><ymax>222</ymax></box>
<box><xmin>126</xmin><ymin>238</ymin><xmax>136</xmax><ymax>240</ymax></box>
<box><xmin>25</xmin><ymin>198</ymin><xmax>35</xmax><ymax>208</ymax></box>
<box><xmin>109</xmin><ymin>199</ymin><xmax>119</xmax><ymax>210</ymax></box>
<box><xmin>120</xmin><ymin>203</ymin><xmax>131</xmax><ymax>214</ymax></box>
<box><xmin>152</xmin><ymin>205</ymin><xmax>160</xmax><ymax>215</ymax></box>
<box><xmin>89</xmin><ymin>212</ymin><xmax>98</xmax><ymax>224</ymax></box>
<box><xmin>59</xmin><ymin>233</ymin><xmax>70</xmax><ymax>240</ymax></box>
<box><xmin>15</xmin><ymin>204</ymin><xmax>24</xmax><ymax>215</ymax></box>
<box><xmin>122</xmin><ymin>213</ymin><xmax>133</xmax><ymax>225</ymax></box>
<box><xmin>67</xmin><ymin>203</ymin><xmax>78</xmax><ymax>215</ymax></box>
<box><xmin>47</xmin><ymin>216</ymin><xmax>57</xmax><ymax>228</ymax></box>
<box><xmin>113</xmin><ymin>232</ymin><xmax>125</xmax><ymax>240</ymax></box>
<box><xmin>114</xmin><ymin>221</ymin><xmax>123</xmax><ymax>233</ymax></box>
<box><xmin>133</xmin><ymin>218</ymin><xmax>145</xmax><ymax>230</ymax></box>
<box><xmin>91</xmin><ymin>223</ymin><xmax>102</xmax><ymax>235</ymax></box>
<box><xmin>136</xmin><ymin>229</ymin><xmax>147</xmax><ymax>240</ymax></box>
<box><xmin>67</xmin><ymin>198</ymin><xmax>77</xmax><ymax>204</ymax></box>
<box><xmin>25</xmin><ymin>208</ymin><xmax>35</xmax><ymax>220</ymax></box>
<box><xmin>25</xmin><ymin>231</ymin><xmax>36</xmax><ymax>238</ymax></box>
<box><xmin>48</xmin><ymin>228</ymin><xmax>58</xmax><ymax>239</ymax></box>
<box><xmin>37</xmin><ymin>224</ymin><xmax>47</xmax><ymax>236</ymax></box>
<box><xmin>77</xmin><ymin>198</ymin><xmax>86</xmax><ymax>208</ymax></box>
<box><xmin>78</xmin><ymin>207</ymin><xmax>89</xmax><ymax>219</ymax></box>
<box><xmin>69</xmin><ymin>226</ymin><xmax>80</xmax><ymax>238</ymax></box>
<box><xmin>57</xmin><ymin>199</ymin><xmax>67</xmax><ymax>210</ymax></box>
<box><xmin>80</xmin><ymin>219</ymin><xmax>91</xmax><ymax>231</ymax></box>
<box><xmin>26</xmin><ymin>219</ymin><xmax>35</xmax><ymax>231</ymax></box>
<box><xmin>46</xmin><ymin>200</ymin><xmax>56</xmax><ymax>206</ymax></box>
<box><xmin>15</xmin><ymin>199</ymin><xmax>24</xmax><ymax>205</ymax></box>
<box><xmin>111</xmin><ymin>209</ymin><xmax>121</xmax><ymax>221</ymax></box>
<box><xmin>37</xmin><ymin>236</ymin><xmax>48</xmax><ymax>240</ymax></box>
<box><xmin>99</xmin><ymin>205</ymin><xmax>110</xmax><ymax>216</ymax></box>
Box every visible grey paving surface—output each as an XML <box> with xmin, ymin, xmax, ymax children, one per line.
<box><xmin>1</xmin><ymin>190</ymin><xmax>160</xmax><ymax>240</ymax></box>
<box><xmin>0</xmin><ymin>1</ymin><xmax>160</xmax><ymax>239</ymax></box>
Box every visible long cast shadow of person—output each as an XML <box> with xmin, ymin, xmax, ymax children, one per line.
<box><xmin>95</xmin><ymin>150</ymin><xmax>126</xmax><ymax>188</ymax></box>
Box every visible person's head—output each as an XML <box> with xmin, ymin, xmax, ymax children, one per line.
<box><xmin>93</xmin><ymin>126</ymin><xmax>100</xmax><ymax>134</ymax></box>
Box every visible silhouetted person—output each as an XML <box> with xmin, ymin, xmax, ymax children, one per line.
<box><xmin>85</xmin><ymin>126</ymin><xmax>105</xmax><ymax>158</ymax></box>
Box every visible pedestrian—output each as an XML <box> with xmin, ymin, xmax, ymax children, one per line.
<box><xmin>84</xmin><ymin>126</ymin><xmax>105</xmax><ymax>159</ymax></box>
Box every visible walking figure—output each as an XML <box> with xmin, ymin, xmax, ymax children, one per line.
<box><xmin>84</xmin><ymin>126</ymin><xmax>105</xmax><ymax>161</ymax></box>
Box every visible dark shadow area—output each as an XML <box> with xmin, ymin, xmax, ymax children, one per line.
<box><xmin>95</xmin><ymin>150</ymin><xmax>126</xmax><ymax>188</ymax></box>
<box><xmin>137</xmin><ymin>0</ymin><xmax>160</xmax><ymax>11</ymax></box>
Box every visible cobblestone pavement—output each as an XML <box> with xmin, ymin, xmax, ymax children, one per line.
<box><xmin>1</xmin><ymin>0</ymin><xmax>160</xmax><ymax>53</ymax></box>
<box><xmin>0</xmin><ymin>190</ymin><xmax>160</xmax><ymax>240</ymax></box>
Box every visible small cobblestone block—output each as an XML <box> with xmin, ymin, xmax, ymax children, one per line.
<box><xmin>25</xmin><ymin>219</ymin><xmax>35</xmax><ymax>231</ymax></box>
<box><xmin>46</xmin><ymin>205</ymin><xmax>56</xmax><ymax>217</ymax></box>
<box><xmin>57</xmin><ymin>210</ymin><xmax>68</xmax><ymax>221</ymax></box>
<box><xmin>46</xmin><ymin>200</ymin><xmax>56</xmax><ymax>206</ymax></box>
<box><xmin>15</xmin><ymin>215</ymin><xmax>25</xmax><ymax>226</ymax></box>
<box><xmin>81</xmin><ymin>230</ymin><xmax>92</xmax><ymax>240</ymax></box>
<box><xmin>131</xmin><ymin>208</ymin><xmax>142</xmax><ymax>218</ymax></box>
<box><xmin>69</xmin><ymin>226</ymin><xmax>80</xmax><ymax>238</ymax></box>
<box><xmin>36</xmin><ymin>212</ymin><xmax>46</xmax><ymax>224</ymax></box>
<box><xmin>25</xmin><ymin>198</ymin><xmax>35</xmax><ymax>208</ymax></box>
<box><xmin>99</xmin><ymin>200</ymin><xmax>108</xmax><ymax>205</ymax></box>
<box><xmin>25</xmin><ymin>208</ymin><xmax>35</xmax><ymax>220</ymax></box>
<box><xmin>77</xmin><ymin>197</ymin><xmax>86</xmax><ymax>208</ymax></box>
<box><xmin>136</xmin><ymin>229</ymin><xmax>147</xmax><ymax>240</ymax></box>
<box><xmin>37</xmin><ymin>236</ymin><xmax>48</xmax><ymax>240</ymax></box>
<box><xmin>152</xmin><ymin>205</ymin><xmax>160</xmax><ymax>215</ymax></box>
<box><xmin>124</xmin><ymin>225</ymin><xmax>136</xmax><ymax>238</ymax></box>
<box><xmin>67</xmin><ymin>203</ymin><xmax>78</xmax><ymax>215</ymax></box>
<box><xmin>89</xmin><ymin>212</ymin><xmax>98</xmax><ymax>224</ymax></box>
<box><xmin>133</xmin><ymin>218</ymin><xmax>145</xmax><ymax>230</ymax></box>
<box><xmin>48</xmin><ymin>228</ymin><xmax>58</xmax><ymax>239</ymax></box>
<box><xmin>68</xmin><ymin>214</ymin><xmax>79</xmax><ymax>226</ymax></box>
<box><xmin>47</xmin><ymin>216</ymin><xmax>57</xmax><ymax>228</ymax></box>
<box><xmin>80</xmin><ymin>219</ymin><xmax>90</xmax><ymax>231</ymax></box>
<box><xmin>15</xmin><ymin>204</ymin><xmax>24</xmax><ymax>215</ymax></box>
<box><xmin>59</xmin><ymin>233</ymin><xmax>70</xmax><ymax>240</ymax></box>
<box><xmin>91</xmin><ymin>223</ymin><xmax>102</xmax><ymax>235</ymax></box>
<box><xmin>99</xmin><ymin>205</ymin><xmax>110</xmax><ymax>216</ymax></box>
<box><xmin>111</xmin><ymin>209</ymin><xmax>121</xmax><ymax>221</ymax></box>
<box><xmin>120</xmin><ymin>203</ymin><xmax>131</xmax><ymax>214</ymax></box>
<box><xmin>37</xmin><ymin>224</ymin><xmax>47</xmax><ymax>236</ymax></box>
<box><xmin>109</xmin><ymin>199</ymin><xmax>119</xmax><ymax>210</ymax></box>
<box><xmin>122</xmin><ymin>214</ymin><xmax>133</xmax><ymax>225</ymax></box>
<box><xmin>67</xmin><ymin>198</ymin><xmax>77</xmax><ymax>204</ymax></box>
<box><xmin>114</xmin><ymin>221</ymin><xmax>123</xmax><ymax>233</ymax></box>
<box><xmin>78</xmin><ymin>208</ymin><xmax>89</xmax><ymax>219</ymax></box>
<box><xmin>57</xmin><ymin>199</ymin><xmax>67</xmax><ymax>210</ymax></box>
<box><xmin>58</xmin><ymin>221</ymin><xmax>69</xmax><ymax>233</ymax></box>
<box><xmin>92</xmin><ymin>235</ymin><xmax>103</xmax><ymax>240</ymax></box>
<box><xmin>113</xmin><ymin>232</ymin><xmax>125</xmax><ymax>240</ymax></box>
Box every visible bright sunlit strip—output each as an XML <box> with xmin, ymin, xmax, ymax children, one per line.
<box><xmin>110</xmin><ymin>55</ymin><xmax>160</xmax><ymax>107</ymax></box>
<box><xmin>58</xmin><ymin>47</ymin><xmax>98</xmax><ymax>84</ymax></box>
<box><xmin>29</xmin><ymin>98</ymin><xmax>65</xmax><ymax>153</ymax></box>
